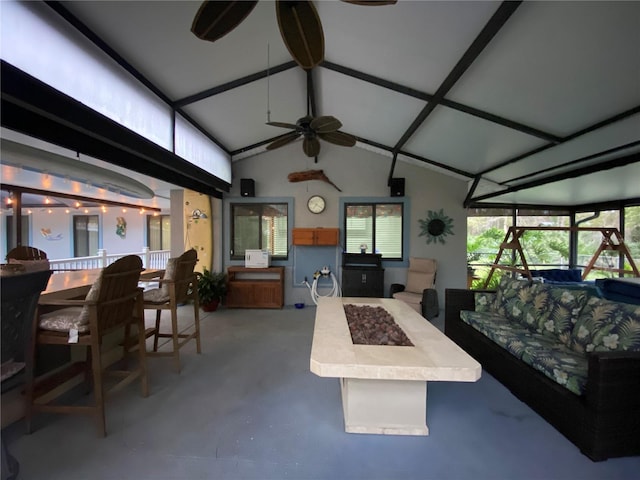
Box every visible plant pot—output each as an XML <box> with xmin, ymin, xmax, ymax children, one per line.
<box><xmin>201</xmin><ymin>299</ymin><xmax>220</xmax><ymax>312</ymax></box>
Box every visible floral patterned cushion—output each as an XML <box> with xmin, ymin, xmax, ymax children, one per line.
<box><xmin>520</xmin><ymin>341</ymin><xmax>588</xmax><ymax>395</ymax></box>
<box><xmin>570</xmin><ymin>297</ymin><xmax>640</xmax><ymax>353</ymax></box>
<box><xmin>461</xmin><ymin>309</ymin><xmax>589</xmax><ymax>395</ymax></box>
<box><xmin>495</xmin><ymin>276</ymin><xmax>537</xmax><ymax>324</ymax></box>
<box><xmin>39</xmin><ymin>307</ymin><xmax>90</xmax><ymax>333</ymax></box>
<box><xmin>526</xmin><ymin>283</ymin><xmax>593</xmax><ymax>347</ymax></box>
<box><xmin>474</xmin><ymin>292</ymin><xmax>497</xmax><ymax>313</ymax></box>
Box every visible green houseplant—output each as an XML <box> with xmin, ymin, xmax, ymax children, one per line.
<box><xmin>197</xmin><ymin>267</ymin><xmax>227</xmax><ymax>312</ymax></box>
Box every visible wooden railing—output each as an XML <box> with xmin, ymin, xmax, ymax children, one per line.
<box><xmin>49</xmin><ymin>247</ymin><xmax>170</xmax><ymax>272</ymax></box>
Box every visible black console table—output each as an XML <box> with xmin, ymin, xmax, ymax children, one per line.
<box><xmin>341</xmin><ymin>253</ymin><xmax>384</xmax><ymax>297</ymax></box>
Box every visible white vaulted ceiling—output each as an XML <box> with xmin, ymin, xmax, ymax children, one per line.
<box><xmin>3</xmin><ymin>0</ymin><xmax>640</xmax><ymax>207</ymax></box>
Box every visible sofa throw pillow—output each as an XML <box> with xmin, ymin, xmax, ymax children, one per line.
<box><xmin>570</xmin><ymin>297</ymin><xmax>640</xmax><ymax>353</ymax></box>
<box><xmin>77</xmin><ymin>272</ymin><xmax>104</xmax><ymax>326</ymax></box>
<box><xmin>530</xmin><ymin>283</ymin><xmax>592</xmax><ymax>347</ymax></box>
<box><xmin>160</xmin><ymin>257</ymin><xmax>178</xmax><ymax>298</ymax></box>
<box><xmin>474</xmin><ymin>292</ymin><xmax>497</xmax><ymax>313</ymax></box>
<box><xmin>496</xmin><ymin>276</ymin><xmax>537</xmax><ymax>325</ymax></box>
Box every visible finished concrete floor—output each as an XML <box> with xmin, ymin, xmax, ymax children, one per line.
<box><xmin>3</xmin><ymin>304</ymin><xmax>639</xmax><ymax>479</ymax></box>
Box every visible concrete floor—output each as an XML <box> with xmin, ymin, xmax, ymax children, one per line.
<box><xmin>2</xmin><ymin>304</ymin><xmax>639</xmax><ymax>479</ymax></box>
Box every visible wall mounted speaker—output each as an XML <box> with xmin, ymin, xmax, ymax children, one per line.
<box><xmin>241</xmin><ymin>178</ymin><xmax>255</xmax><ymax>197</ymax></box>
<box><xmin>390</xmin><ymin>178</ymin><xmax>405</xmax><ymax>197</ymax></box>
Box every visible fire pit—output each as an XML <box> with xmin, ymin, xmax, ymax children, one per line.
<box><xmin>344</xmin><ymin>304</ymin><xmax>413</xmax><ymax>346</ymax></box>
<box><xmin>310</xmin><ymin>297</ymin><xmax>481</xmax><ymax>436</ymax></box>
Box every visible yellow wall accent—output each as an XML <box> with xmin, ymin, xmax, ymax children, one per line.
<box><xmin>183</xmin><ymin>190</ymin><xmax>213</xmax><ymax>274</ymax></box>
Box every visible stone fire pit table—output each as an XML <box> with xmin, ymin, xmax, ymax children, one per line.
<box><xmin>310</xmin><ymin>297</ymin><xmax>481</xmax><ymax>435</ymax></box>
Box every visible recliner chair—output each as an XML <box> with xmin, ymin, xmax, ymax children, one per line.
<box><xmin>390</xmin><ymin>257</ymin><xmax>439</xmax><ymax>320</ymax></box>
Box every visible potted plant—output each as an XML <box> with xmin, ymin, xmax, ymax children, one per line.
<box><xmin>197</xmin><ymin>267</ymin><xmax>227</xmax><ymax>312</ymax></box>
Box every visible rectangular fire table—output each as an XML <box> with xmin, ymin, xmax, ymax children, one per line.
<box><xmin>310</xmin><ymin>297</ymin><xmax>481</xmax><ymax>435</ymax></box>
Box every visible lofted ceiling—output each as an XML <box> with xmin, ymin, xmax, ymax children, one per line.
<box><xmin>3</xmin><ymin>1</ymin><xmax>640</xmax><ymax>209</ymax></box>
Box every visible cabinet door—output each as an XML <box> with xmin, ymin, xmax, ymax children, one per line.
<box><xmin>225</xmin><ymin>282</ymin><xmax>255</xmax><ymax>307</ymax></box>
<box><xmin>254</xmin><ymin>282</ymin><xmax>283</xmax><ymax>308</ymax></box>
<box><xmin>292</xmin><ymin>228</ymin><xmax>315</xmax><ymax>245</ymax></box>
<box><xmin>314</xmin><ymin>228</ymin><xmax>339</xmax><ymax>245</ymax></box>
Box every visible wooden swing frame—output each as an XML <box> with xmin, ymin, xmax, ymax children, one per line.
<box><xmin>483</xmin><ymin>226</ymin><xmax>639</xmax><ymax>288</ymax></box>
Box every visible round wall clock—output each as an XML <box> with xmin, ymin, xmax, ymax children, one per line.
<box><xmin>307</xmin><ymin>195</ymin><xmax>326</xmax><ymax>214</ymax></box>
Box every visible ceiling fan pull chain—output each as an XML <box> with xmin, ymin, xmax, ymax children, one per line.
<box><xmin>266</xmin><ymin>43</ymin><xmax>271</xmax><ymax>123</ymax></box>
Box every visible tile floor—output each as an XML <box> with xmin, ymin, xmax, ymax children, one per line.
<box><xmin>2</xmin><ymin>304</ymin><xmax>639</xmax><ymax>479</ymax></box>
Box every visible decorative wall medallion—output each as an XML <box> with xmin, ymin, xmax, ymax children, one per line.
<box><xmin>419</xmin><ymin>209</ymin><xmax>454</xmax><ymax>244</ymax></box>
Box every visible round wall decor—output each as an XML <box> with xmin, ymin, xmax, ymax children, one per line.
<box><xmin>419</xmin><ymin>209</ymin><xmax>454</xmax><ymax>244</ymax></box>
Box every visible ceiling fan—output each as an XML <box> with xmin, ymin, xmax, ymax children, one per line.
<box><xmin>191</xmin><ymin>0</ymin><xmax>397</xmax><ymax>70</ymax></box>
<box><xmin>265</xmin><ymin>114</ymin><xmax>356</xmax><ymax>158</ymax></box>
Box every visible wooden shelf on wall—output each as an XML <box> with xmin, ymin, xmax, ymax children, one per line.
<box><xmin>292</xmin><ymin>228</ymin><xmax>339</xmax><ymax>246</ymax></box>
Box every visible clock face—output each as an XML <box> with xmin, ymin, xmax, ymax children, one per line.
<box><xmin>307</xmin><ymin>195</ymin><xmax>326</xmax><ymax>214</ymax></box>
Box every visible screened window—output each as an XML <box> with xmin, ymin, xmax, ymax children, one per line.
<box><xmin>344</xmin><ymin>203</ymin><xmax>403</xmax><ymax>259</ymax></box>
<box><xmin>147</xmin><ymin>215</ymin><xmax>171</xmax><ymax>251</ymax></box>
<box><xmin>231</xmin><ymin>203</ymin><xmax>288</xmax><ymax>260</ymax></box>
<box><xmin>73</xmin><ymin>215</ymin><xmax>99</xmax><ymax>257</ymax></box>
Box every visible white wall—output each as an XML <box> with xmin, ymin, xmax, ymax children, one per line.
<box><xmin>228</xmin><ymin>142</ymin><xmax>469</xmax><ymax>309</ymax></box>
<box><xmin>2</xmin><ymin>207</ymin><xmax>150</xmax><ymax>259</ymax></box>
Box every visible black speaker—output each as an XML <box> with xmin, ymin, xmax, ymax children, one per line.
<box><xmin>390</xmin><ymin>178</ymin><xmax>405</xmax><ymax>197</ymax></box>
<box><xmin>241</xmin><ymin>178</ymin><xmax>255</xmax><ymax>197</ymax></box>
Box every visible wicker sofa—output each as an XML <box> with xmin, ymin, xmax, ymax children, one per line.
<box><xmin>445</xmin><ymin>277</ymin><xmax>640</xmax><ymax>461</ymax></box>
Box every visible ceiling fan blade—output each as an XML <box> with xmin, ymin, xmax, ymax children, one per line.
<box><xmin>191</xmin><ymin>1</ymin><xmax>258</xmax><ymax>42</ymax></box>
<box><xmin>341</xmin><ymin>1</ymin><xmax>398</xmax><ymax>5</ymax></box>
<box><xmin>310</xmin><ymin>115</ymin><xmax>342</xmax><ymax>133</ymax></box>
<box><xmin>266</xmin><ymin>132</ymin><xmax>301</xmax><ymax>151</ymax></box>
<box><xmin>276</xmin><ymin>0</ymin><xmax>324</xmax><ymax>70</ymax></box>
<box><xmin>266</xmin><ymin>121</ymin><xmax>300</xmax><ymax>130</ymax></box>
<box><xmin>303</xmin><ymin>136</ymin><xmax>321</xmax><ymax>157</ymax></box>
<box><xmin>318</xmin><ymin>131</ymin><xmax>357</xmax><ymax>147</ymax></box>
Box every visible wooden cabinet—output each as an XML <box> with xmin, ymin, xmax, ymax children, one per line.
<box><xmin>226</xmin><ymin>266</ymin><xmax>284</xmax><ymax>309</ymax></box>
<box><xmin>292</xmin><ymin>228</ymin><xmax>339</xmax><ymax>246</ymax></box>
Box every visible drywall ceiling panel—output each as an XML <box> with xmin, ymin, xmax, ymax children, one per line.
<box><xmin>317</xmin><ymin>0</ymin><xmax>501</xmax><ymax>94</ymax></box>
<box><xmin>182</xmin><ymin>69</ymin><xmax>307</xmax><ymax>152</ymax></box>
<box><xmin>487</xmin><ymin>113</ymin><xmax>640</xmax><ymax>184</ymax></box>
<box><xmin>403</xmin><ymin>105</ymin><xmax>546</xmax><ymax>175</ymax></box>
<box><xmin>317</xmin><ymin>68</ymin><xmax>427</xmax><ymax>148</ymax></box>
<box><xmin>448</xmin><ymin>1</ymin><xmax>640</xmax><ymax>136</ymax></box>
<box><xmin>478</xmin><ymin>162</ymin><xmax>640</xmax><ymax>206</ymax></box>
<box><xmin>63</xmin><ymin>1</ymin><xmax>291</xmax><ymax>100</ymax></box>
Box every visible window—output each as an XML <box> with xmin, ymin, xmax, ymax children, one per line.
<box><xmin>73</xmin><ymin>215</ymin><xmax>99</xmax><ymax>257</ymax></box>
<box><xmin>5</xmin><ymin>215</ymin><xmax>30</xmax><ymax>251</ymax></box>
<box><xmin>147</xmin><ymin>215</ymin><xmax>171</xmax><ymax>251</ymax></box>
<box><xmin>231</xmin><ymin>203</ymin><xmax>288</xmax><ymax>260</ymax></box>
<box><xmin>344</xmin><ymin>203</ymin><xmax>403</xmax><ymax>259</ymax></box>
